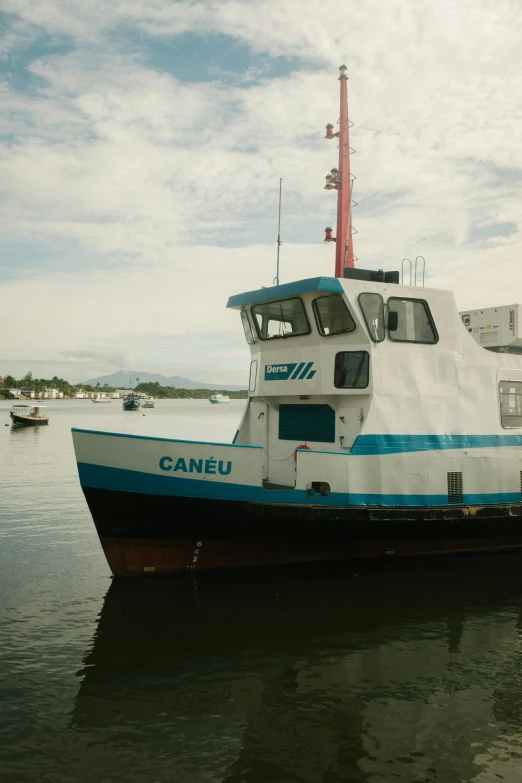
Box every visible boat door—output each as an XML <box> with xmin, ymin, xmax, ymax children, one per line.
<box><xmin>338</xmin><ymin>406</ymin><xmax>364</xmax><ymax>449</ymax></box>
<box><xmin>249</xmin><ymin>399</ymin><xmax>269</xmax><ymax>480</ymax></box>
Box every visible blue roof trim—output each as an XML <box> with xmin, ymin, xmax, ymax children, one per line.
<box><xmin>71</xmin><ymin>428</ymin><xmax>262</xmax><ymax>449</ymax></box>
<box><xmin>226</xmin><ymin>277</ymin><xmax>344</xmax><ymax>309</ymax></box>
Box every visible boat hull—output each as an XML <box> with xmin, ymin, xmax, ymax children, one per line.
<box><xmin>122</xmin><ymin>400</ymin><xmax>140</xmax><ymax>411</ymax></box>
<box><xmin>10</xmin><ymin>413</ymin><xmax>49</xmax><ymax>426</ymax></box>
<box><xmin>82</xmin><ymin>485</ymin><xmax>522</xmax><ymax>577</ymax></box>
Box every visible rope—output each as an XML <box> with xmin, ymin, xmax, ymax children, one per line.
<box><xmin>264</xmin><ymin>450</ymin><xmax>296</xmax><ymax>463</ymax></box>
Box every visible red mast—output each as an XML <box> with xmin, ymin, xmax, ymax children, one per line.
<box><xmin>324</xmin><ymin>65</ymin><xmax>355</xmax><ymax>277</ymax></box>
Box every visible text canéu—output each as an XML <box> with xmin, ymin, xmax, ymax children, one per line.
<box><xmin>159</xmin><ymin>456</ymin><xmax>232</xmax><ymax>476</ymax></box>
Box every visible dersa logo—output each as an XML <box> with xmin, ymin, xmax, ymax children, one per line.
<box><xmin>264</xmin><ymin>362</ymin><xmax>316</xmax><ymax>381</ymax></box>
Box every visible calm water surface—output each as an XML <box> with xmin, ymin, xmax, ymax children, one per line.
<box><xmin>2</xmin><ymin>399</ymin><xmax>522</xmax><ymax>782</ymax></box>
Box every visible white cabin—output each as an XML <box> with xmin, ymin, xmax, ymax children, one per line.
<box><xmin>227</xmin><ymin>275</ymin><xmax>522</xmax><ymax>502</ymax></box>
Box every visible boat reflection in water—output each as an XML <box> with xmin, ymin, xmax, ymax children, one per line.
<box><xmin>72</xmin><ymin>556</ymin><xmax>522</xmax><ymax>782</ymax></box>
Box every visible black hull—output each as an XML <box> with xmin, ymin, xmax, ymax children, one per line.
<box><xmin>10</xmin><ymin>413</ymin><xmax>49</xmax><ymax>426</ymax></box>
<box><xmin>122</xmin><ymin>401</ymin><xmax>140</xmax><ymax>411</ymax></box>
<box><xmin>83</xmin><ymin>486</ymin><xmax>522</xmax><ymax>576</ymax></box>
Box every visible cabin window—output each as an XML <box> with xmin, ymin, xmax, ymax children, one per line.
<box><xmin>312</xmin><ymin>295</ymin><xmax>355</xmax><ymax>336</ymax></box>
<box><xmin>387</xmin><ymin>297</ymin><xmax>438</xmax><ymax>344</ymax></box>
<box><xmin>499</xmin><ymin>381</ymin><xmax>522</xmax><ymax>428</ymax></box>
<box><xmin>251</xmin><ymin>298</ymin><xmax>310</xmax><ymax>340</ymax></box>
<box><xmin>241</xmin><ymin>310</ymin><xmax>255</xmax><ymax>344</ymax></box>
<box><xmin>359</xmin><ymin>293</ymin><xmax>385</xmax><ymax>342</ymax></box>
<box><xmin>334</xmin><ymin>351</ymin><xmax>370</xmax><ymax>389</ymax></box>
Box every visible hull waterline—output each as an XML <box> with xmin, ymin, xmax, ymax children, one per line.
<box><xmin>83</xmin><ymin>486</ymin><xmax>522</xmax><ymax>577</ymax></box>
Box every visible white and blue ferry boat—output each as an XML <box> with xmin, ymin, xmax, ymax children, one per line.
<box><xmin>71</xmin><ymin>67</ymin><xmax>522</xmax><ymax>576</ymax></box>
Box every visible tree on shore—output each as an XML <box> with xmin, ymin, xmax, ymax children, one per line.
<box><xmin>0</xmin><ymin>372</ymin><xmax>247</xmax><ymax>400</ymax></box>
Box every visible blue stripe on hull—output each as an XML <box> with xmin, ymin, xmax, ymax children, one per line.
<box><xmin>78</xmin><ymin>463</ymin><xmax>340</xmax><ymax>505</ymax></box>
<box><xmin>77</xmin><ymin>463</ymin><xmax>522</xmax><ymax>508</ymax></box>
<box><xmin>347</xmin><ymin>493</ymin><xmax>522</xmax><ymax>506</ymax></box>
<box><xmin>351</xmin><ymin>433</ymin><xmax>522</xmax><ymax>455</ymax></box>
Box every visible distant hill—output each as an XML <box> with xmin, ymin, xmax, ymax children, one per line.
<box><xmin>82</xmin><ymin>370</ymin><xmax>247</xmax><ymax>391</ymax></box>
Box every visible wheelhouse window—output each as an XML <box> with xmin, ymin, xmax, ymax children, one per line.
<box><xmin>251</xmin><ymin>298</ymin><xmax>310</xmax><ymax>340</ymax></box>
<box><xmin>387</xmin><ymin>297</ymin><xmax>438</xmax><ymax>344</ymax></box>
<box><xmin>499</xmin><ymin>381</ymin><xmax>522</xmax><ymax>428</ymax></box>
<box><xmin>359</xmin><ymin>292</ymin><xmax>385</xmax><ymax>342</ymax></box>
<box><xmin>241</xmin><ymin>310</ymin><xmax>255</xmax><ymax>344</ymax></box>
<box><xmin>334</xmin><ymin>351</ymin><xmax>369</xmax><ymax>389</ymax></box>
<box><xmin>312</xmin><ymin>294</ymin><xmax>355</xmax><ymax>336</ymax></box>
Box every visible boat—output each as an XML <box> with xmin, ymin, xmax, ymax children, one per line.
<box><xmin>10</xmin><ymin>404</ymin><xmax>49</xmax><ymax>426</ymax></box>
<box><xmin>141</xmin><ymin>397</ymin><xmax>155</xmax><ymax>408</ymax></box>
<box><xmin>92</xmin><ymin>397</ymin><xmax>111</xmax><ymax>404</ymax></box>
<box><xmin>209</xmin><ymin>394</ymin><xmax>231</xmax><ymax>404</ymax></box>
<box><xmin>71</xmin><ymin>66</ymin><xmax>522</xmax><ymax>577</ymax></box>
<box><xmin>122</xmin><ymin>393</ymin><xmax>141</xmax><ymax>411</ymax></box>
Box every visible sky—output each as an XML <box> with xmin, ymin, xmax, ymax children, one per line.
<box><xmin>1</xmin><ymin>0</ymin><xmax>522</xmax><ymax>384</ymax></box>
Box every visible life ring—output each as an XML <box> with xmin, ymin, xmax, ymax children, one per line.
<box><xmin>294</xmin><ymin>443</ymin><xmax>310</xmax><ymax>462</ymax></box>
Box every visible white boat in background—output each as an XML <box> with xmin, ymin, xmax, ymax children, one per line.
<box><xmin>209</xmin><ymin>394</ymin><xmax>231</xmax><ymax>404</ymax></box>
<box><xmin>141</xmin><ymin>397</ymin><xmax>155</xmax><ymax>408</ymax></box>
<box><xmin>92</xmin><ymin>397</ymin><xmax>111</xmax><ymax>404</ymax></box>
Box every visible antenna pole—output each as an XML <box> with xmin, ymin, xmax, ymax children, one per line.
<box><xmin>324</xmin><ymin>64</ymin><xmax>356</xmax><ymax>277</ymax></box>
<box><xmin>274</xmin><ymin>178</ymin><xmax>282</xmax><ymax>285</ymax></box>
<box><xmin>336</xmin><ymin>66</ymin><xmax>354</xmax><ymax>275</ymax></box>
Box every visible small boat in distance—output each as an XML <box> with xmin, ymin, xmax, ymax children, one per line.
<box><xmin>92</xmin><ymin>397</ymin><xmax>111</xmax><ymax>404</ymax></box>
<box><xmin>10</xmin><ymin>404</ymin><xmax>49</xmax><ymax>426</ymax></box>
<box><xmin>141</xmin><ymin>396</ymin><xmax>155</xmax><ymax>408</ymax></box>
<box><xmin>209</xmin><ymin>394</ymin><xmax>231</xmax><ymax>404</ymax></box>
<box><xmin>123</xmin><ymin>393</ymin><xmax>141</xmax><ymax>411</ymax></box>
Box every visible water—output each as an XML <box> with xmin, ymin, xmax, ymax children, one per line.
<box><xmin>2</xmin><ymin>399</ymin><xmax>522</xmax><ymax>782</ymax></box>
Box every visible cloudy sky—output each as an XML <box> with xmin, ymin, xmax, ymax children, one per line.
<box><xmin>1</xmin><ymin>0</ymin><xmax>522</xmax><ymax>384</ymax></box>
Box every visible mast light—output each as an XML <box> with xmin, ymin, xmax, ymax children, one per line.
<box><xmin>339</xmin><ymin>64</ymin><xmax>348</xmax><ymax>79</ymax></box>
<box><xmin>324</xmin><ymin>227</ymin><xmax>335</xmax><ymax>242</ymax></box>
<box><xmin>325</xmin><ymin>123</ymin><xmax>335</xmax><ymax>139</ymax></box>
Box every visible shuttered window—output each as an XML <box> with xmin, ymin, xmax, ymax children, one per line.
<box><xmin>447</xmin><ymin>472</ymin><xmax>463</xmax><ymax>504</ymax></box>
<box><xmin>279</xmin><ymin>404</ymin><xmax>335</xmax><ymax>443</ymax></box>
